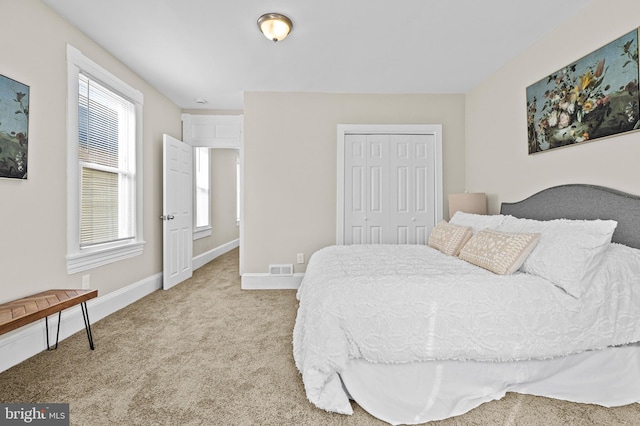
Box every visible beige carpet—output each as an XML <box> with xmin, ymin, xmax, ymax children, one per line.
<box><xmin>1</xmin><ymin>248</ymin><xmax>638</xmax><ymax>425</ymax></box>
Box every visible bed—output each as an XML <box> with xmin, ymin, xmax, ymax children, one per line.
<box><xmin>293</xmin><ymin>184</ymin><xmax>640</xmax><ymax>425</ymax></box>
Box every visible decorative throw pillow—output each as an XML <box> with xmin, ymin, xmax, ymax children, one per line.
<box><xmin>427</xmin><ymin>221</ymin><xmax>473</xmax><ymax>256</ymax></box>
<box><xmin>449</xmin><ymin>211</ymin><xmax>506</xmax><ymax>234</ymax></box>
<box><xmin>497</xmin><ymin>216</ymin><xmax>617</xmax><ymax>297</ymax></box>
<box><xmin>458</xmin><ymin>229</ymin><xmax>541</xmax><ymax>275</ymax></box>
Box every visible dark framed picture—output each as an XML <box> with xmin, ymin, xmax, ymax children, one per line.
<box><xmin>526</xmin><ymin>29</ymin><xmax>639</xmax><ymax>154</ymax></box>
<box><xmin>0</xmin><ymin>74</ymin><xmax>29</xmax><ymax>179</ymax></box>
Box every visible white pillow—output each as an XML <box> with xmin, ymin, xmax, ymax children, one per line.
<box><xmin>498</xmin><ymin>216</ymin><xmax>617</xmax><ymax>297</ymax></box>
<box><xmin>586</xmin><ymin>243</ymin><xmax>640</xmax><ymax>296</ymax></box>
<box><xmin>449</xmin><ymin>211</ymin><xmax>506</xmax><ymax>234</ymax></box>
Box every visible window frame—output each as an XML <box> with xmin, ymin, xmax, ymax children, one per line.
<box><xmin>66</xmin><ymin>44</ymin><xmax>145</xmax><ymax>274</ymax></box>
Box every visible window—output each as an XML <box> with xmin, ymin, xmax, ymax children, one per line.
<box><xmin>193</xmin><ymin>147</ymin><xmax>211</xmax><ymax>239</ymax></box>
<box><xmin>236</xmin><ymin>154</ymin><xmax>241</xmax><ymax>226</ymax></box>
<box><xmin>66</xmin><ymin>45</ymin><xmax>144</xmax><ymax>274</ymax></box>
<box><xmin>78</xmin><ymin>74</ymin><xmax>135</xmax><ymax>246</ymax></box>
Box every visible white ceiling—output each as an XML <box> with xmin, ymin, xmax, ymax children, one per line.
<box><xmin>42</xmin><ymin>0</ymin><xmax>594</xmax><ymax>110</ymax></box>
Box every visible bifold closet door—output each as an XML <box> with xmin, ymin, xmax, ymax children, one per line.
<box><xmin>343</xmin><ymin>133</ymin><xmax>436</xmax><ymax>244</ymax></box>
<box><xmin>344</xmin><ymin>134</ymin><xmax>390</xmax><ymax>244</ymax></box>
<box><xmin>389</xmin><ymin>134</ymin><xmax>436</xmax><ymax>244</ymax></box>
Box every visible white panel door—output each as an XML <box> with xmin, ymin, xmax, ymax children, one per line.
<box><xmin>389</xmin><ymin>134</ymin><xmax>436</xmax><ymax>244</ymax></box>
<box><xmin>162</xmin><ymin>134</ymin><xmax>193</xmax><ymax>289</ymax></box>
<box><xmin>412</xmin><ymin>134</ymin><xmax>436</xmax><ymax>244</ymax></box>
<box><xmin>389</xmin><ymin>135</ymin><xmax>412</xmax><ymax>244</ymax></box>
<box><xmin>365</xmin><ymin>135</ymin><xmax>389</xmax><ymax>244</ymax></box>
<box><xmin>343</xmin><ymin>132</ymin><xmax>438</xmax><ymax>245</ymax></box>
<box><xmin>344</xmin><ymin>135</ymin><xmax>366</xmax><ymax>244</ymax></box>
<box><xmin>344</xmin><ymin>135</ymin><xmax>390</xmax><ymax>244</ymax></box>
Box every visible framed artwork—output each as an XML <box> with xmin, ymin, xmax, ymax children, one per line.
<box><xmin>526</xmin><ymin>29</ymin><xmax>639</xmax><ymax>154</ymax></box>
<box><xmin>0</xmin><ymin>74</ymin><xmax>29</xmax><ymax>179</ymax></box>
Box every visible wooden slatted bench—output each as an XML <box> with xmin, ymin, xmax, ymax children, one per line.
<box><xmin>0</xmin><ymin>289</ymin><xmax>97</xmax><ymax>350</ymax></box>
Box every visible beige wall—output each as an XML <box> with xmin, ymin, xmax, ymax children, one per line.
<box><xmin>243</xmin><ymin>92</ymin><xmax>465</xmax><ymax>273</ymax></box>
<box><xmin>466</xmin><ymin>0</ymin><xmax>640</xmax><ymax>213</ymax></box>
<box><xmin>0</xmin><ymin>0</ymin><xmax>182</xmax><ymax>303</ymax></box>
<box><xmin>193</xmin><ymin>149</ymin><xmax>240</xmax><ymax>256</ymax></box>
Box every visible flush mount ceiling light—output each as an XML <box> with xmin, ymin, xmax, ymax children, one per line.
<box><xmin>257</xmin><ymin>13</ymin><xmax>293</xmax><ymax>42</ymax></box>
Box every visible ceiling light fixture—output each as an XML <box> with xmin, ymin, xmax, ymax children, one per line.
<box><xmin>257</xmin><ymin>13</ymin><xmax>293</xmax><ymax>42</ymax></box>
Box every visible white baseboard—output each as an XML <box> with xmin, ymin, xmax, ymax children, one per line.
<box><xmin>241</xmin><ymin>273</ymin><xmax>304</xmax><ymax>290</ymax></box>
<box><xmin>0</xmin><ymin>273</ymin><xmax>162</xmax><ymax>374</ymax></box>
<box><xmin>193</xmin><ymin>238</ymin><xmax>239</xmax><ymax>271</ymax></box>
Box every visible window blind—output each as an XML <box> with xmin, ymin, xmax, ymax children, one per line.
<box><xmin>78</xmin><ymin>73</ymin><xmax>136</xmax><ymax>247</ymax></box>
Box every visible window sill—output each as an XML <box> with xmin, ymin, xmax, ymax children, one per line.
<box><xmin>193</xmin><ymin>227</ymin><xmax>212</xmax><ymax>240</ymax></box>
<box><xmin>67</xmin><ymin>241</ymin><xmax>145</xmax><ymax>274</ymax></box>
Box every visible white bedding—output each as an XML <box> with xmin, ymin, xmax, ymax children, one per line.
<box><xmin>341</xmin><ymin>343</ymin><xmax>640</xmax><ymax>425</ymax></box>
<box><xmin>293</xmin><ymin>243</ymin><xmax>640</xmax><ymax>415</ymax></box>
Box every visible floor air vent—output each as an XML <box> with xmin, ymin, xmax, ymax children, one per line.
<box><xmin>269</xmin><ymin>264</ymin><xmax>293</xmax><ymax>276</ymax></box>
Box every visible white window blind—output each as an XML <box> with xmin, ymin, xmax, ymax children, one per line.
<box><xmin>78</xmin><ymin>73</ymin><xmax>136</xmax><ymax>247</ymax></box>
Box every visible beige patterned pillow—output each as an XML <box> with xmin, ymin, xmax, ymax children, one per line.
<box><xmin>459</xmin><ymin>229</ymin><xmax>540</xmax><ymax>275</ymax></box>
<box><xmin>428</xmin><ymin>221</ymin><xmax>473</xmax><ymax>256</ymax></box>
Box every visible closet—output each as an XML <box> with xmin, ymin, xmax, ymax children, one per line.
<box><xmin>337</xmin><ymin>125</ymin><xmax>442</xmax><ymax>245</ymax></box>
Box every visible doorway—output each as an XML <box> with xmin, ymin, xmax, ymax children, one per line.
<box><xmin>182</xmin><ymin>114</ymin><xmax>243</xmax><ymax>273</ymax></box>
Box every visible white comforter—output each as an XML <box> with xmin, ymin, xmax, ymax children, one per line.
<box><xmin>293</xmin><ymin>244</ymin><xmax>640</xmax><ymax>415</ymax></box>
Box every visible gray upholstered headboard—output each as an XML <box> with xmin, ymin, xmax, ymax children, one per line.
<box><xmin>500</xmin><ymin>184</ymin><xmax>640</xmax><ymax>249</ymax></box>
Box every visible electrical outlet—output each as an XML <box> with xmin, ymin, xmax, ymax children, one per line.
<box><xmin>82</xmin><ymin>274</ymin><xmax>90</xmax><ymax>289</ymax></box>
<box><xmin>296</xmin><ymin>253</ymin><xmax>305</xmax><ymax>264</ymax></box>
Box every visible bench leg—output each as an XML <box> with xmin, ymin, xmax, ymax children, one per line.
<box><xmin>81</xmin><ymin>302</ymin><xmax>95</xmax><ymax>350</ymax></box>
<box><xmin>45</xmin><ymin>312</ymin><xmax>62</xmax><ymax>351</ymax></box>
<box><xmin>44</xmin><ymin>303</ymin><xmax>95</xmax><ymax>351</ymax></box>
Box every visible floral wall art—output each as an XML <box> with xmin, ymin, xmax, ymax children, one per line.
<box><xmin>0</xmin><ymin>74</ymin><xmax>29</xmax><ymax>179</ymax></box>
<box><xmin>526</xmin><ymin>29</ymin><xmax>639</xmax><ymax>154</ymax></box>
